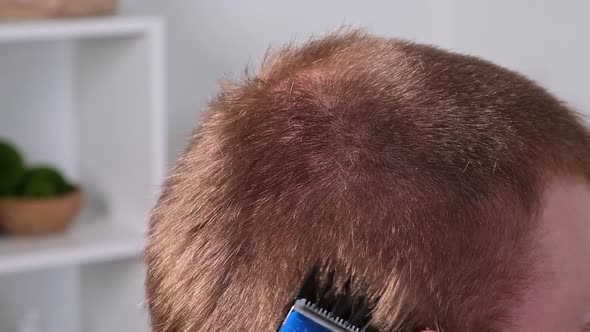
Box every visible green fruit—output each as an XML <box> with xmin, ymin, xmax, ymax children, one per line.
<box><xmin>29</xmin><ymin>165</ymin><xmax>67</xmax><ymax>188</ymax></box>
<box><xmin>0</xmin><ymin>140</ymin><xmax>26</xmax><ymax>195</ymax></box>
<box><xmin>62</xmin><ymin>183</ymin><xmax>75</xmax><ymax>193</ymax></box>
<box><xmin>16</xmin><ymin>165</ymin><xmax>73</xmax><ymax>198</ymax></box>
<box><xmin>21</xmin><ymin>178</ymin><xmax>56</xmax><ymax>198</ymax></box>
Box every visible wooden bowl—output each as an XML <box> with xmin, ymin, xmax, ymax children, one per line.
<box><xmin>0</xmin><ymin>188</ymin><xmax>82</xmax><ymax>236</ymax></box>
<box><xmin>0</xmin><ymin>0</ymin><xmax>119</xmax><ymax>21</ymax></box>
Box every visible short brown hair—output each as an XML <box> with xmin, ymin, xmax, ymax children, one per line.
<box><xmin>145</xmin><ymin>28</ymin><xmax>590</xmax><ymax>331</ymax></box>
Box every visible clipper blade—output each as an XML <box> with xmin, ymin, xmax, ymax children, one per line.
<box><xmin>279</xmin><ymin>298</ymin><xmax>361</xmax><ymax>332</ymax></box>
<box><xmin>278</xmin><ymin>265</ymin><xmax>375</xmax><ymax>332</ymax></box>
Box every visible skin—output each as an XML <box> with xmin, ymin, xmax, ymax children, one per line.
<box><xmin>422</xmin><ymin>175</ymin><xmax>590</xmax><ymax>332</ymax></box>
<box><xmin>504</xmin><ymin>175</ymin><xmax>590</xmax><ymax>332</ymax></box>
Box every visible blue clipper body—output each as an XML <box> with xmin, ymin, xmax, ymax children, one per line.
<box><xmin>281</xmin><ymin>311</ymin><xmax>332</xmax><ymax>332</ymax></box>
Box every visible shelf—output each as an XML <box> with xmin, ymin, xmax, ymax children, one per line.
<box><xmin>0</xmin><ymin>222</ymin><xmax>145</xmax><ymax>276</ymax></box>
<box><xmin>0</xmin><ymin>16</ymin><xmax>161</xmax><ymax>43</ymax></box>
<box><xmin>0</xmin><ymin>14</ymin><xmax>164</xmax><ymax>331</ymax></box>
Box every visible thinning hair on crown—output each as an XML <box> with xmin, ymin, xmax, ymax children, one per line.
<box><xmin>145</xmin><ymin>28</ymin><xmax>590</xmax><ymax>332</ymax></box>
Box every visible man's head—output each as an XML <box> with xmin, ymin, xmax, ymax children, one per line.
<box><xmin>145</xmin><ymin>29</ymin><xmax>590</xmax><ymax>331</ymax></box>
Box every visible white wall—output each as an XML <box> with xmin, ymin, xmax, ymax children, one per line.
<box><xmin>121</xmin><ymin>0</ymin><xmax>590</xmax><ymax>163</ymax></box>
<box><xmin>451</xmin><ymin>0</ymin><xmax>590</xmax><ymax>118</ymax></box>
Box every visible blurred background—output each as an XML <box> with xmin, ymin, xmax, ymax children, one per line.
<box><xmin>122</xmin><ymin>0</ymin><xmax>590</xmax><ymax>162</ymax></box>
<box><xmin>0</xmin><ymin>1</ymin><xmax>588</xmax><ymax>331</ymax></box>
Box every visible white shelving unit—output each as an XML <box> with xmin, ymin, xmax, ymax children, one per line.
<box><xmin>0</xmin><ymin>16</ymin><xmax>166</xmax><ymax>332</ymax></box>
